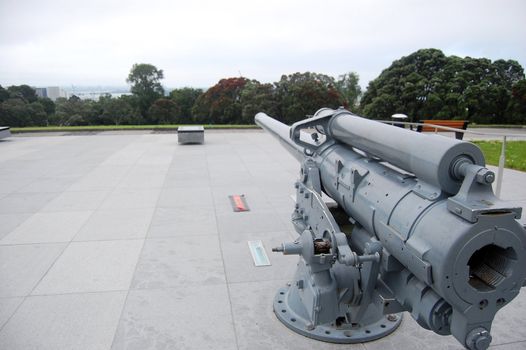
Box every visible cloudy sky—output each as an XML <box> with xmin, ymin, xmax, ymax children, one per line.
<box><xmin>0</xmin><ymin>0</ymin><xmax>525</xmax><ymax>89</ymax></box>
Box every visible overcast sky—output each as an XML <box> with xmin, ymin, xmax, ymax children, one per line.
<box><xmin>0</xmin><ymin>0</ymin><xmax>525</xmax><ymax>89</ymax></box>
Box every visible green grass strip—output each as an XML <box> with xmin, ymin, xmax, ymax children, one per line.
<box><xmin>11</xmin><ymin>124</ymin><xmax>260</xmax><ymax>132</ymax></box>
<box><xmin>473</xmin><ymin>141</ymin><xmax>526</xmax><ymax>172</ymax></box>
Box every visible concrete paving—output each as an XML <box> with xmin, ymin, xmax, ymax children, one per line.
<box><xmin>0</xmin><ymin>130</ymin><xmax>524</xmax><ymax>350</ymax></box>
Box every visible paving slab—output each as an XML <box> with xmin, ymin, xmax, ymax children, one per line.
<box><xmin>41</xmin><ymin>190</ymin><xmax>109</xmax><ymax>212</ymax></box>
<box><xmin>0</xmin><ymin>192</ymin><xmax>61</xmax><ymax>214</ymax></box>
<box><xmin>131</xmin><ymin>235</ymin><xmax>225</xmax><ymax>289</ymax></box>
<box><xmin>74</xmin><ymin>208</ymin><xmax>154</xmax><ymax>241</ymax></box>
<box><xmin>0</xmin><ymin>243</ymin><xmax>65</xmax><ymax>297</ymax></box>
<box><xmin>221</xmin><ymin>230</ymin><xmax>296</xmax><ymax>284</ymax></box>
<box><xmin>162</xmin><ymin>169</ymin><xmax>211</xmax><ymax>188</ymax></box>
<box><xmin>157</xmin><ymin>186</ymin><xmax>214</xmax><ymax>209</ymax></box>
<box><xmin>147</xmin><ymin>206</ymin><xmax>218</xmax><ymax>237</ymax></box>
<box><xmin>32</xmin><ymin>240</ymin><xmax>143</xmax><ymax>295</ymax></box>
<box><xmin>0</xmin><ymin>297</ymin><xmax>24</xmax><ymax>329</ymax></box>
<box><xmin>0</xmin><ymin>213</ymin><xmax>32</xmax><ymax>240</ymax></box>
<box><xmin>229</xmin><ymin>279</ymin><xmax>364</xmax><ymax>350</ymax></box>
<box><xmin>116</xmin><ymin>166</ymin><xmax>168</xmax><ymax>189</ymax></box>
<box><xmin>216</xmin><ymin>210</ymin><xmax>290</xmax><ymax>237</ymax></box>
<box><xmin>0</xmin><ymin>292</ymin><xmax>126</xmax><ymax>350</ymax></box>
<box><xmin>100</xmin><ymin>188</ymin><xmax>161</xmax><ymax>210</ymax></box>
<box><xmin>212</xmin><ymin>185</ymin><xmax>275</xmax><ymax>214</ymax></box>
<box><xmin>0</xmin><ymin>131</ymin><xmax>524</xmax><ymax>350</ymax></box>
<box><xmin>1</xmin><ymin>211</ymin><xmax>92</xmax><ymax>244</ymax></box>
<box><xmin>111</xmin><ymin>285</ymin><xmax>237</xmax><ymax>350</ymax></box>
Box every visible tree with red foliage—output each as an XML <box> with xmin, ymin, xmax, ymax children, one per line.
<box><xmin>275</xmin><ymin>72</ymin><xmax>344</xmax><ymax>124</ymax></box>
<box><xmin>192</xmin><ymin>77</ymin><xmax>250</xmax><ymax>124</ymax></box>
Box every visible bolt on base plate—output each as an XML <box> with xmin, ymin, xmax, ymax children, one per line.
<box><xmin>273</xmin><ymin>286</ymin><xmax>403</xmax><ymax>344</ymax></box>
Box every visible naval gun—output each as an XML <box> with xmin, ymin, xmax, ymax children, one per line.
<box><xmin>255</xmin><ymin>108</ymin><xmax>526</xmax><ymax>349</ymax></box>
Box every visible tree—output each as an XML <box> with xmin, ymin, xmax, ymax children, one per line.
<box><xmin>0</xmin><ymin>98</ymin><xmax>32</xmax><ymax>126</ymax></box>
<box><xmin>506</xmin><ymin>80</ymin><xmax>526</xmax><ymax>124</ymax></box>
<box><xmin>148</xmin><ymin>98</ymin><xmax>181</xmax><ymax>124</ymax></box>
<box><xmin>360</xmin><ymin>49</ymin><xmax>525</xmax><ymax>123</ymax></box>
<box><xmin>38</xmin><ymin>97</ymin><xmax>55</xmax><ymax>117</ymax></box>
<box><xmin>192</xmin><ymin>77</ymin><xmax>249</xmax><ymax>124</ymax></box>
<box><xmin>28</xmin><ymin>102</ymin><xmax>48</xmax><ymax>126</ymax></box>
<box><xmin>126</xmin><ymin>63</ymin><xmax>164</xmax><ymax>120</ymax></box>
<box><xmin>336</xmin><ymin>72</ymin><xmax>362</xmax><ymax>110</ymax></box>
<box><xmin>54</xmin><ymin>96</ymin><xmax>93</xmax><ymax>126</ymax></box>
<box><xmin>275</xmin><ymin>72</ymin><xmax>344</xmax><ymax>124</ymax></box>
<box><xmin>240</xmin><ymin>81</ymin><xmax>278</xmax><ymax>124</ymax></box>
<box><xmin>100</xmin><ymin>95</ymin><xmax>139</xmax><ymax>125</ymax></box>
<box><xmin>7</xmin><ymin>85</ymin><xmax>38</xmax><ymax>103</ymax></box>
<box><xmin>169</xmin><ymin>87</ymin><xmax>203</xmax><ymax>123</ymax></box>
<box><xmin>0</xmin><ymin>85</ymin><xmax>9</xmax><ymax>103</ymax></box>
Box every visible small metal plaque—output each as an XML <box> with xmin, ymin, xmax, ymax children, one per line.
<box><xmin>248</xmin><ymin>240</ymin><xmax>271</xmax><ymax>266</ymax></box>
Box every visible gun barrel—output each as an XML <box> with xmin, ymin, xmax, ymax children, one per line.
<box><xmin>326</xmin><ymin>110</ymin><xmax>485</xmax><ymax>194</ymax></box>
<box><xmin>255</xmin><ymin>112</ymin><xmax>304</xmax><ymax>162</ymax></box>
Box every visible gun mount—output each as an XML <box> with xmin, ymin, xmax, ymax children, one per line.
<box><xmin>255</xmin><ymin>108</ymin><xmax>526</xmax><ymax>349</ymax></box>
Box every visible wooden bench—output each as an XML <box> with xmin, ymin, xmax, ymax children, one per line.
<box><xmin>416</xmin><ymin>120</ymin><xmax>469</xmax><ymax>140</ymax></box>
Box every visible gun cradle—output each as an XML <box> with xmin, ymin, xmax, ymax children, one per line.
<box><xmin>256</xmin><ymin>108</ymin><xmax>526</xmax><ymax>350</ymax></box>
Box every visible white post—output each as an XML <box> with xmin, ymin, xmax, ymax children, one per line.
<box><xmin>496</xmin><ymin>136</ymin><xmax>507</xmax><ymax>198</ymax></box>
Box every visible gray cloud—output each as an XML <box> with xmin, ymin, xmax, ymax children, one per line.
<box><xmin>0</xmin><ymin>0</ymin><xmax>524</xmax><ymax>88</ymax></box>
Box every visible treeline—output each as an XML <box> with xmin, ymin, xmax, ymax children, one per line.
<box><xmin>1</xmin><ymin>49</ymin><xmax>525</xmax><ymax>127</ymax></box>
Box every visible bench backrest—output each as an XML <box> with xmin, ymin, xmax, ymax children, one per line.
<box><xmin>419</xmin><ymin>120</ymin><xmax>468</xmax><ymax>132</ymax></box>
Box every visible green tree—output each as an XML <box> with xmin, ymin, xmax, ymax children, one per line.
<box><xmin>169</xmin><ymin>87</ymin><xmax>203</xmax><ymax>123</ymax></box>
<box><xmin>7</xmin><ymin>85</ymin><xmax>38</xmax><ymax>103</ymax></box>
<box><xmin>336</xmin><ymin>72</ymin><xmax>362</xmax><ymax>110</ymax></box>
<box><xmin>239</xmin><ymin>81</ymin><xmax>278</xmax><ymax>124</ymax></box>
<box><xmin>38</xmin><ymin>97</ymin><xmax>55</xmax><ymax>117</ymax></box>
<box><xmin>0</xmin><ymin>85</ymin><xmax>9</xmax><ymax>103</ymax></box>
<box><xmin>99</xmin><ymin>95</ymin><xmax>139</xmax><ymax>125</ymax></box>
<box><xmin>192</xmin><ymin>77</ymin><xmax>249</xmax><ymax>124</ymax></box>
<box><xmin>0</xmin><ymin>98</ymin><xmax>32</xmax><ymax>126</ymax></box>
<box><xmin>148</xmin><ymin>98</ymin><xmax>181</xmax><ymax>124</ymax></box>
<box><xmin>506</xmin><ymin>80</ymin><xmax>526</xmax><ymax>124</ymax></box>
<box><xmin>126</xmin><ymin>63</ymin><xmax>164</xmax><ymax>120</ymax></box>
<box><xmin>360</xmin><ymin>49</ymin><xmax>525</xmax><ymax>123</ymax></box>
<box><xmin>275</xmin><ymin>72</ymin><xmax>343</xmax><ymax>124</ymax></box>
<box><xmin>28</xmin><ymin>102</ymin><xmax>48</xmax><ymax>126</ymax></box>
<box><xmin>54</xmin><ymin>96</ymin><xmax>93</xmax><ymax>126</ymax></box>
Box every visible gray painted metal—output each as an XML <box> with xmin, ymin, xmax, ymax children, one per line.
<box><xmin>177</xmin><ymin>126</ymin><xmax>204</xmax><ymax>144</ymax></box>
<box><xmin>0</xmin><ymin>126</ymin><xmax>11</xmax><ymax>140</ymax></box>
<box><xmin>326</xmin><ymin>110</ymin><xmax>485</xmax><ymax>194</ymax></box>
<box><xmin>256</xmin><ymin>108</ymin><xmax>526</xmax><ymax>350</ymax></box>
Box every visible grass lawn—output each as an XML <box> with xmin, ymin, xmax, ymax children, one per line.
<box><xmin>11</xmin><ymin>124</ymin><xmax>259</xmax><ymax>132</ymax></box>
<box><xmin>473</xmin><ymin>141</ymin><xmax>526</xmax><ymax>172</ymax></box>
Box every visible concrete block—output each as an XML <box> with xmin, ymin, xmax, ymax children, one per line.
<box><xmin>0</xmin><ymin>127</ymin><xmax>11</xmax><ymax>140</ymax></box>
<box><xmin>177</xmin><ymin>126</ymin><xmax>204</xmax><ymax>144</ymax></box>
